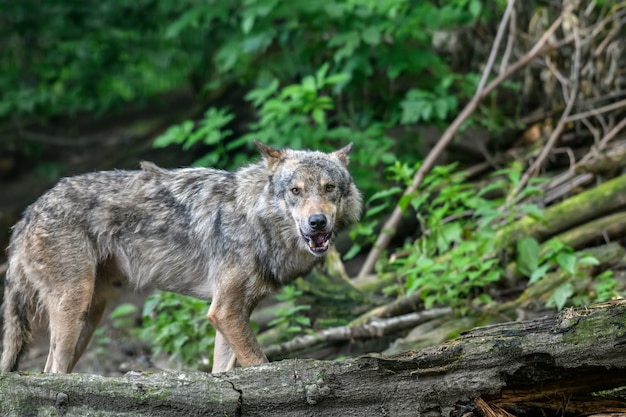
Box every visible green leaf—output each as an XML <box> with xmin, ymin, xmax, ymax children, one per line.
<box><xmin>520</xmin><ymin>204</ymin><xmax>544</xmax><ymax>220</ymax></box>
<box><xmin>245</xmin><ymin>78</ymin><xmax>280</xmax><ymax>107</ymax></box>
<box><xmin>302</xmin><ymin>75</ymin><xmax>316</xmax><ymax>92</ymax></box>
<box><xmin>578</xmin><ymin>255</ymin><xmax>600</xmax><ymax>266</ymax></box>
<box><xmin>295</xmin><ymin>316</ymin><xmax>311</xmax><ymax>326</ymax></box>
<box><xmin>142</xmin><ymin>295</ymin><xmax>161</xmax><ymax>317</ymax></box>
<box><xmin>556</xmin><ymin>252</ymin><xmax>577</xmax><ymax>275</ymax></box>
<box><xmin>315</xmin><ymin>63</ymin><xmax>329</xmax><ymax>86</ymax></box>
<box><xmin>286</xmin><ymin>326</ymin><xmax>303</xmax><ymax>334</ymax></box>
<box><xmin>362</xmin><ymin>26</ymin><xmax>381</xmax><ymax>45</ymax></box>
<box><xmin>529</xmin><ymin>264</ymin><xmax>550</xmax><ymax>284</ymax></box>
<box><xmin>324</xmin><ymin>72</ymin><xmax>351</xmax><ymax>86</ymax></box>
<box><xmin>242</xmin><ymin>15</ymin><xmax>255</xmax><ymax>34</ymax></box>
<box><xmin>164</xmin><ymin>8</ymin><xmax>204</xmax><ymax>39</ymax></box>
<box><xmin>368</xmin><ymin>186</ymin><xmax>403</xmax><ymax>202</ymax></box>
<box><xmin>343</xmin><ymin>243</ymin><xmax>362</xmax><ymax>261</ymax></box>
<box><xmin>469</xmin><ymin>0</ymin><xmax>482</xmax><ymax>18</ymax></box>
<box><xmin>433</xmin><ymin>97</ymin><xmax>454</xmax><ymax>120</ymax></box>
<box><xmin>330</xmin><ymin>31</ymin><xmax>360</xmax><ymax>62</ymax></box>
<box><xmin>547</xmin><ymin>283</ymin><xmax>575</xmax><ymax>311</ymax></box>
<box><xmin>398</xmin><ymin>194</ymin><xmax>413</xmax><ymax>212</ymax></box>
<box><xmin>516</xmin><ymin>237</ymin><xmax>540</xmax><ymax>276</ymax></box>
<box><xmin>153</xmin><ymin>121</ymin><xmax>194</xmax><ymax>148</ymax></box>
<box><xmin>312</xmin><ymin>108</ymin><xmax>325</xmax><ymax>125</ymax></box>
<box><xmin>110</xmin><ymin>303</ymin><xmax>138</xmax><ymax>319</ymax></box>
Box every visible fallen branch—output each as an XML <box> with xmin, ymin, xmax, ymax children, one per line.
<box><xmin>349</xmin><ymin>291</ymin><xmax>426</xmax><ymax>326</ymax></box>
<box><xmin>264</xmin><ymin>308</ymin><xmax>452</xmax><ymax>360</ymax></box>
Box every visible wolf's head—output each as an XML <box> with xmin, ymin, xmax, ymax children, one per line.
<box><xmin>256</xmin><ymin>140</ymin><xmax>362</xmax><ymax>257</ymax></box>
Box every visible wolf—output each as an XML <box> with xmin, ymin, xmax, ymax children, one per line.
<box><xmin>0</xmin><ymin>141</ymin><xmax>361</xmax><ymax>374</ymax></box>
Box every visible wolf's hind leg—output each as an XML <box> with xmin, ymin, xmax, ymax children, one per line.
<box><xmin>44</xmin><ymin>272</ymin><xmax>96</xmax><ymax>373</ymax></box>
<box><xmin>212</xmin><ymin>331</ymin><xmax>237</xmax><ymax>373</ymax></box>
<box><xmin>69</xmin><ymin>295</ymin><xmax>107</xmax><ymax>371</ymax></box>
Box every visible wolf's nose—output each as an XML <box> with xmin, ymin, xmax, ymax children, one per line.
<box><xmin>309</xmin><ymin>214</ymin><xmax>328</xmax><ymax>231</ymax></box>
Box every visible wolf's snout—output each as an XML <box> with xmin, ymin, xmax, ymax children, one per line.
<box><xmin>301</xmin><ymin>214</ymin><xmax>332</xmax><ymax>255</ymax></box>
<box><xmin>308</xmin><ymin>214</ymin><xmax>328</xmax><ymax>231</ymax></box>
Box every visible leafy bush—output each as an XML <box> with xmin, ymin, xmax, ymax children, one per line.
<box><xmin>361</xmin><ymin>161</ymin><xmax>615</xmax><ymax>311</ymax></box>
<box><xmin>139</xmin><ymin>291</ymin><xmax>215</xmax><ymax>369</ymax></box>
<box><xmin>267</xmin><ymin>285</ymin><xmax>312</xmax><ymax>338</ymax></box>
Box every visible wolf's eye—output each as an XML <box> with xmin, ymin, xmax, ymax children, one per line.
<box><xmin>325</xmin><ymin>184</ymin><xmax>335</xmax><ymax>192</ymax></box>
<box><xmin>291</xmin><ymin>187</ymin><xmax>301</xmax><ymax>195</ymax></box>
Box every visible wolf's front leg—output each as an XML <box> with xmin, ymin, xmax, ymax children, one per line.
<box><xmin>206</xmin><ymin>283</ymin><xmax>268</xmax><ymax>372</ymax></box>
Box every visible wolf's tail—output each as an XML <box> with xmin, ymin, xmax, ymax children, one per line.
<box><xmin>0</xmin><ymin>266</ymin><xmax>34</xmax><ymax>372</ymax></box>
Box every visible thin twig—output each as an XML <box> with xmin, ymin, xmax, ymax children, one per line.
<box><xmin>565</xmin><ymin>98</ymin><xmax>626</xmax><ymax>123</ymax></box>
<box><xmin>506</xmin><ymin>10</ymin><xmax>581</xmax><ymax>204</ymax></box>
<box><xmin>498</xmin><ymin>5</ymin><xmax>516</xmax><ymax>75</ymax></box>
<box><xmin>477</xmin><ymin>0</ymin><xmax>516</xmax><ymax>93</ymax></box>
<box><xmin>597</xmin><ymin>117</ymin><xmax>626</xmax><ymax>149</ymax></box>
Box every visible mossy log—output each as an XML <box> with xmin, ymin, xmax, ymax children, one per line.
<box><xmin>552</xmin><ymin>211</ymin><xmax>626</xmax><ymax>250</ymax></box>
<box><xmin>3</xmin><ymin>302</ymin><xmax>626</xmax><ymax>416</ymax></box>
<box><xmin>496</xmin><ymin>173</ymin><xmax>626</xmax><ymax>245</ymax></box>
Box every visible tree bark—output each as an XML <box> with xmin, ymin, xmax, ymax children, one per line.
<box><xmin>2</xmin><ymin>302</ymin><xmax>626</xmax><ymax>416</ymax></box>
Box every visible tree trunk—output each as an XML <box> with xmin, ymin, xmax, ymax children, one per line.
<box><xmin>3</xmin><ymin>301</ymin><xmax>626</xmax><ymax>416</ymax></box>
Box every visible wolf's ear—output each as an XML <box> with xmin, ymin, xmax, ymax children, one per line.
<box><xmin>255</xmin><ymin>140</ymin><xmax>285</xmax><ymax>172</ymax></box>
<box><xmin>332</xmin><ymin>142</ymin><xmax>353</xmax><ymax>166</ymax></box>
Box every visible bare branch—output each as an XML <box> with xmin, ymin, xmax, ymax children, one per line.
<box><xmin>264</xmin><ymin>308</ymin><xmax>452</xmax><ymax>360</ymax></box>
<box><xmin>506</xmin><ymin>9</ymin><xmax>582</xmax><ymax>203</ymax></box>
<box><xmin>477</xmin><ymin>0</ymin><xmax>516</xmax><ymax>93</ymax></box>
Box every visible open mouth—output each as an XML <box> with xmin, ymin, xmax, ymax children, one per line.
<box><xmin>301</xmin><ymin>230</ymin><xmax>331</xmax><ymax>254</ymax></box>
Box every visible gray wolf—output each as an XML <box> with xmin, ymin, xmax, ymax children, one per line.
<box><xmin>0</xmin><ymin>141</ymin><xmax>361</xmax><ymax>374</ymax></box>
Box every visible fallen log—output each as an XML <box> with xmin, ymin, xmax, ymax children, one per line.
<box><xmin>497</xmin><ymin>173</ymin><xmax>626</xmax><ymax>245</ymax></box>
<box><xmin>552</xmin><ymin>211</ymin><xmax>626</xmax><ymax>250</ymax></box>
<box><xmin>2</xmin><ymin>301</ymin><xmax>626</xmax><ymax>416</ymax></box>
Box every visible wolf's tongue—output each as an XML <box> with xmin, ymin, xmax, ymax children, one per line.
<box><xmin>313</xmin><ymin>234</ymin><xmax>326</xmax><ymax>245</ymax></box>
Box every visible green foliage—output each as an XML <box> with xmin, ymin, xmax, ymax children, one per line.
<box><xmin>3</xmin><ymin>0</ymin><xmax>502</xmax><ymax>196</ymax></box>
<box><xmin>1</xmin><ymin>1</ymin><xmax>196</xmax><ymax>119</ymax></box>
<box><xmin>516</xmin><ymin>237</ymin><xmax>614</xmax><ymax>310</ymax></box>
<box><xmin>154</xmin><ymin>107</ymin><xmax>236</xmax><ymax>168</ymax></box>
<box><xmin>109</xmin><ymin>302</ymin><xmax>140</xmax><ymax>331</ymax></box>
<box><xmin>139</xmin><ymin>291</ymin><xmax>215</xmax><ymax>369</ymax></box>
<box><xmin>3</xmin><ymin>0</ymin><xmax>498</xmax><ymax>136</ymax></box>
<box><xmin>591</xmin><ymin>270</ymin><xmax>619</xmax><ymax>303</ymax></box>
<box><xmin>383</xmin><ymin>162</ymin><xmax>505</xmax><ymax>308</ymax></box>
<box><xmin>267</xmin><ymin>285</ymin><xmax>312</xmax><ymax>338</ymax></box>
<box><xmin>400</xmin><ymin>75</ymin><xmax>459</xmax><ymax>125</ymax></box>
<box><xmin>91</xmin><ymin>303</ymin><xmax>139</xmax><ymax>360</ymax></box>
<box><xmin>361</xmin><ymin>161</ymin><xmax>611</xmax><ymax>311</ymax></box>
<box><xmin>153</xmin><ymin>62</ymin><xmax>396</xmax><ymax>194</ymax></box>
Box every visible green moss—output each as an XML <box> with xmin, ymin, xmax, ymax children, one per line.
<box><xmin>561</xmin><ymin>307</ymin><xmax>626</xmax><ymax>345</ymax></box>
